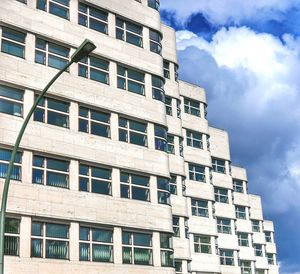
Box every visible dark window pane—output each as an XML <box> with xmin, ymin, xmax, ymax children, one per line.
<box><xmin>49</xmin><ymin>2</ymin><xmax>69</xmax><ymax>19</ymax></box>
<box><xmin>91</xmin><ymin>122</ymin><xmax>109</xmax><ymax>137</ymax></box>
<box><xmin>48</xmin><ymin>111</ymin><xmax>69</xmax><ymax>128</ymax></box>
<box><xmin>91</xmin><ymin>179</ymin><xmax>111</xmax><ymax>195</ymax></box>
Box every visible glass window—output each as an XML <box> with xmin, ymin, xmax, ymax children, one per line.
<box><xmin>167</xmin><ymin>135</ymin><xmax>175</xmax><ymax>155</ymax></box>
<box><xmin>155</xmin><ymin>125</ymin><xmax>167</xmax><ymax>152</ymax></box>
<box><xmin>119</xmin><ymin>117</ymin><xmax>147</xmax><ymax>147</ymax></box>
<box><xmin>236</xmin><ymin>206</ymin><xmax>247</xmax><ymax>219</ymax></box>
<box><xmin>160</xmin><ymin>233</ymin><xmax>173</xmax><ymax>267</ymax></box>
<box><xmin>174</xmin><ymin>64</ymin><xmax>179</xmax><ymax>82</ymax></box>
<box><xmin>34</xmin><ymin>96</ymin><xmax>69</xmax><ymax>128</ymax></box>
<box><xmin>0</xmin><ymin>85</ymin><xmax>24</xmax><ymax>117</ymax></box>
<box><xmin>265</xmin><ymin>231</ymin><xmax>272</xmax><ymax>243</ymax></box>
<box><xmin>79</xmin><ymin>164</ymin><xmax>112</xmax><ymax>195</ymax></box>
<box><xmin>31</xmin><ymin>221</ymin><xmax>69</xmax><ymax>259</ymax></box>
<box><xmin>117</xmin><ymin>65</ymin><xmax>145</xmax><ymax>95</ymax></box>
<box><xmin>169</xmin><ymin>175</ymin><xmax>177</xmax><ymax>195</ymax></box>
<box><xmin>238</xmin><ymin>233</ymin><xmax>249</xmax><ymax>247</ymax></box>
<box><xmin>191</xmin><ymin>199</ymin><xmax>209</xmax><ymax>218</ymax></box>
<box><xmin>252</xmin><ymin>220</ymin><xmax>261</xmax><ymax>232</ymax></box>
<box><xmin>32</xmin><ymin>155</ymin><xmax>69</xmax><ymax>188</ymax></box>
<box><xmin>176</xmin><ymin>99</ymin><xmax>181</xmax><ymax>118</ymax></box>
<box><xmin>152</xmin><ymin>75</ymin><xmax>165</xmax><ymax>102</ymax></box>
<box><xmin>267</xmin><ymin>253</ymin><xmax>274</xmax><ymax>265</ymax></box>
<box><xmin>120</xmin><ymin>172</ymin><xmax>150</xmax><ymax>202</ymax></box>
<box><xmin>173</xmin><ymin>216</ymin><xmax>180</xmax><ymax>237</ymax></box>
<box><xmin>79</xmin><ymin>226</ymin><xmax>113</xmax><ymax>262</ymax></box>
<box><xmin>233</xmin><ymin>179</ymin><xmax>244</xmax><ymax>193</ymax></box>
<box><xmin>149</xmin><ymin>30</ymin><xmax>162</xmax><ymax>55</ymax></box>
<box><xmin>79</xmin><ymin>106</ymin><xmax>110</xmax><ymax>138</ymax></box>
<box><xmin>157</xmin><ymin>177</ymin><xmax>170</xmax><ymax>205</ymax></box>
<box><xmin>220</xmin><ymin>249</ymin><xmax>234</xmax><ymax>265</ymax></box>
<box><xmin>148</xmin><ymin>0</ymin><xmax>160</xmax><ymax>10</ymax></box>
<box><xmin>212</xmin><ymin>158</ymin><xmax>226</xmax><ymax>174</ymax></box>
<box><xmin>179</xmin><ymin>138</ymin><xmax>184</xmax><ymax>157</ymax></box>
<box><xmin>217</xmin><ymin>218</ymin><xmax>231</xmax><ymax>234</ymax></box>
<box><xmin>254</xmin><ymin>244</ymin><xmax>263</xmax><ymax>257</ymax></box>
<box><xmin>184</xmin><ymin>98</ymin><xmax>200</xmax><ymax>117</ymax></box>
<box><xmin>78</xmin><ymin>3</ymin><xmax>108</xmax><ymax>34</ymax></box>
<box><xmin>184</xmin><ymin>217</ymin><xmax>189</xmax><ymax>239</ymax></box>
<box><xmin>256</xmin><ymin>270</ymin><xmax>265</xmax><ymax>274</ymax></box>
<box><xmin>214</xmin><ymin>187</ymin><xmax>229</xmax><ymax>203</ymax></box>
<box><xmin>189</xmin><ymin>163</ymin><xmax>205</xmax><ymax>182</ymax></box>
<box><xmin>122</xmin><ymin>231</ymin><xmax>152</xmax><ymax>265</ymax></box>
<box><xmin>4</xmin><ymin>218</ymin><xmax>20</xmax><ymax>256</ymax></box>
<box><xmin>116</xmin><ymin>18</ymin><xmax>143</xmax><ymax>47</ymax></box>
<box><xmin>35</xmin><ymin>38</ymin><xmax>69</xmax><ymax>70</ymax></box>
<box><xmin>194</xmin><ymin>235</ymin><xmax>211</xmax><ymax>254</ymax></box>
<box><xmin>240</xmin><ymin>261</ymin><xmax>252</xmax><ymax>274</ymax></box>
<box><xmin>186</xmin><ymin>130</ymin><xmax>203</xmax><ymax>149</ymax></box>
<box><xmin>175</xmin><ymin>260</ymin><xmax>182</xmax><ymax>274</ymax></box>
<box><xmin>0</xmin><ymin>148</ymin><xmax>22</xmax><ymax>181</ymax></box>
<box><xmin>1</xmin><ymin>27</ymin><xmax>26</xmax><ymax>58</ymax></box>
<box><xmin>78</xmin><ymin>56</ymin><xmax>109</xmax><ymax>84</ymax></box>
<box><xmin>163</xmin><ymin>60</ymin><xmax>170</xmax><ymax>79</ymax></box>
<box><xmin>37</xmin><ymin>0</ymin><xmax>69</xmax><ymax>19</ymax></box>
<box><xmin>165</xmin><ymin>96</ymin><xmax>172</xmax><ymax>116</ymax></box>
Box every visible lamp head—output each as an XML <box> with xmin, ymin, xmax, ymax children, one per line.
<box><xmin>71</xmin><ymin>39</ymin><xmax>96</xmax><ymax>63</ymax></box>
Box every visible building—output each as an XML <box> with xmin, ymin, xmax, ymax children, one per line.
<box><xmin>0</xmin><ymin>0</ymin><xmax>279</xmax><ymax>274</ymax></box>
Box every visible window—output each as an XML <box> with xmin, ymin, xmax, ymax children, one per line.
<box><xmin>150</xmin><ymin>30</ymin><xmax>162</xmax><ymax>54</ymax></box>
<box><xmin>179</xmin><ymin>138</ymin><xmax>184</xmax><ymax>157</ymax></box>
<box><xmin>254</xmin><ymin>244</ymin><xmax>263</xmax><ymax>257</ymax></box>
<box><xmin>4</xmin><ymin>218</ymin><xmax>20</xmax><ymax>256</ymax></box>
<box><xmin>165</xmin><ymin>96</ymin><xmax>172</xmax><ymax>115</ymax></box>
<box><xmin>236</xmin><ymin>206</ymin><xmax>247</xmax><ymax>219</ymax></box>
<box><xmin>167</xmin><ymin>135</ymin><xmax>175</xmax><ymax>155</ymax></box>
<box><xmin>191</xmin><ymin>199</ymin><xmax>209</xmax><ymax>218</ymax></box>
<box><xmin>116</xmin><ymin>18</ymin><xmax>143</xmax><ymax>47</ymax></box>
<box><xmin>78</xmin><ymin>3</ymin><xmax>108</xmax><ymax>34</ymax></box>
<box><xmin>267</xmin><ymin>253</ymin><xmax>274</xmax><ymax>265</ymax></box>
<box><xmin>0</xmin><ymin>148</ymin><xmax>22</xmax><ymax>181</ymax></box>
<box><xmin>78</xmin><ymin>56</ymin><xmax>109</xmax><ymax>84</ymax></box>
<box><xmin>189</xmin><ymin>163</ymin><xmax>205</xmax><ymax>182</ymax></box>
<box><xmin>120</xmin><ymin>172</ymin><xmax>150</xmax><ymax>202</ymax></box>
<box><xmin>122</xmin><ymin>231</ymin><xmax>152</xmax><ymax>265</ymax></box>
<box><xmin>32</xmin><ymin>155</ymin><xmax>69</xmax><ymax>188</ymax></box>
<box><xmin>238</xmin><ymin>233</ymin><xmax>249</xmax><ymax>247</ymax></box>
<box><xmin>217</xmin><ymin>218</ymin><xmax>231</xmax><ymax>234</ymax></box>
<box><xmin>1</xmin><ymin>27</ymin><xmax>26</xmax><ymax>58</ymax></box>
<box><xmin>212</xmin><ymin>158</ymin><xmax>226</xmax><ymax>174</ymax></box>
<box><xmin>252</xmin><ymin>220</ymin><xmax>261</xmax><ymax>232</ymax></box>
<box><xmin>174</xmin><ymin>64</ymin><xmax>179</xmax><ymax>82</ymax></box>
<box><xmin>31</xmin><ymin>221</ymin><xmax>69</xmax><ymax>259</ymax></box>
<box><xmin>34</xmin><ymin>96</ymin><xmax>69</xmax><ymax>128</ymax></box>
<box><xmin>160</xmin><ymin>233</ymin><xmax>173</xmax><ymax>267</ymax></box>
<box><xmin>148</xmin><ymin>0</ymin><xmax>160</xmax><ymax>10</ymax></box>
<box><xmin>186</xmin><ymin>130</ymin><xmax>203</xmax><ymax>149</ymax></box>
<box><xmin>173</xmin><ymin>216</ymin><xmax>180</xmax><ymax>237</ymax></box>
<box><xmin>117</xmin><ymin>65</ymin><xmax>145</xmax><ymax>95</ymax></box>
<box><xmin>37</xmin><ymin>0</ymin><xmax>69</xmax><ymax>19</ymax></box>
<box><xmin>240</xmin><ymin>261</ymin><xmax>252</xmax><ymax>274</ymax></box>
<box><xmin>119</xmin><ymin>117</ymin><xmax>147</xmax><ymax>147</ymax></box>
<box><xmin>233</xmin><ymin>179</ymin><xmax>244</xmax><ymax>193</ymax></box>
<box><xmin>169</xmin><ymin>175</ymin><xmax>177</xmax><ymax>194</ymax></box>
<box><xmin>184</xmin><ymin>218</ymin><xmax>189</xmax><ymax>239</ymax></box>
<box><xmin>79</xmin><ymin>226</ymin><xmax>113</xmax><ymax>262</ymax></box>
<box><xmin>155</xmin><ymin>125</ymin><xmax>167</xmax><ymax>152</ymax></box>
<box><xmin>152</xmin><ymin>76</ymin><xmax>165</xmax><ymax>102</ymax></box>
<box><xmin>79</xmin><ymin>164</ymin><xmax>112</xmax><ymax>195</ymax></box>
<box><xmin>265</xmin><ymin>231</ymin><xmax>272</xmax><ymax>243</ymax></box>
<box><xmin>163</xmin><ymin>61</ymin><xmax>170</xmax><ymax>79</ymax></box>
<box><xmin>194</xmin><ymin>235</ymin><xmax>211</xmax><ymax>254</ymax></box>
<box><xmin>79</xmin><ymin>107</ymin><xmax>110</xmax><ymax>138</ymax></box>
<box><xmin>157</xmin><ymin>177</ymin><xmax>170</xmax><ymax>205</ymax></box>
<box><xmin>175</xmin><ymin>260</ymin><xmax>182</xmax><ymax>274</ymax></box>
<box><xmin>176</xmin><ymin>99</ymin><xmax>181</xmax><ymax>118</ymax></box>
<box><xmin>256</xmin><ymin>270</ymin><xmax>265</xmax><ymax>274</ymax></box>
<box><xmin>0</xmin><ymin>85</ymin><xmax>23</xmax><ymax>117</ymax></box>
<box><xmin>35</xmin><ymin>38</ymin><xmax>69</xmax><ymax>70</ymax></box>
<box><xmin>184</xmin><ymin>98</ymin><xmax>200</xmax><ymax>117</ymax></box>
<box><xmin>214</xmin><ymin>187</ymin><xmax>229</xmax><ymax>203</ymax></box>
<box><xmin>220</xmin><ymin>249</ymin><xmax>234</xmax><ymax>265</ymax></box>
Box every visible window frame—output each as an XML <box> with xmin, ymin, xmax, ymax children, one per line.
<box><xmin>194</xmin><ymin>234</ymin><xmax>211</xmax><ymax>254</ymax></box>
<box><xmin>163</xmin><ymin>60</ymin><xmax>170</xmax><ymax>79</ymax></box>
<box><xmin>149</xmin><ymin>29</ymin><xmax>162</xmax><ymax>55</ymax></box>
<box><xmin>116</xmin><ymin>18</ymin><xmax>143</xmax><ymax>48</ymax></box>
<box><xmin>217</xmin><ymin>218</ymin><xmax>231</xmax><ymax>234</ymax></box>
<box><xmin>165</xmin><ymin>96</ymin><xmax>172</xmax><ymax>116</ymax></box>
<box><xmin>235</xmin><ymin>206</ymin><xmax>247</xmax><ymax>220</ymax></box>
<box><xmin>0</xmin><ymin>85</ymin><xmax>24</xmax><ymax>117</ymax></box>
<box><xmin>188</xmin><ymin>163</ymin><xmax>206</xmax><ymax>183</ymax></box>
<box><xmin>252</xmin><ymin>220</ymin><xmax>261</xmax><ymax>232</ymax></box>
<box><xmin>172</xmin><ymin>216</ymin><xmax>180</xmax><ymax>237</ymax></box>
<box><xmin>0</xmin><ymin>148</ymin><xmax>22</xmax><ymax>181</ymax></box>
<box><xmin>37</xmin><ymin>0</ymin><xmax>70</xmax><ymax>20</ymax></box>
<box><xmin>238</xmin><ymin>233</ymin><xmax>249</xmax><ymax>247</ymax></box>
<box><xmin>1</xmin><ymin>27</ymin><xmax>26</xmax><ymax>59</ymax></box>
<box><xmin>254</xmin><ymin>244</ymin><xmax>263</xmax><ymax>257</ymax></box>
<box><xmin>191</xmin><ymin>199</ymin><xmax>209</xmax><ymax>218</ymax></box>
<box><xmin>214</xmin><ymin>187</ymin><xmax>229</xmax><ymax>203</ymax></box>
<box><xmin>157</xmin><ymin>177</ymin><xmax>170</xmax><ymax>205</ymax></box>
<box><xmin>184</xmin><ymin>97</ymin><xmax>200</xmax><ymax>117</ymax></box>
<box><xmin>219</xmin><ymin>249</ymin><xmax>234</xmax><ymax>266</ymax></box>
<box><xmin>186</xmin><ymin>129</ymin><xmax>203</xmax><ymax>149</ymax></box>
<box><xmin>4</xmin><ymin>217</ymin><xmax>20</xmax><ymax>256</ymax></box>
<box><xmin>212</xmin><ymin>158</ymin><xmax>226</xmax><ymax>174</ymax></box>
<box><xmin>160</xmin><ymin>233</ymin><xmax>174</xmax><ymax>267</ymax></box>
<box><xmin>233</xmin><ymin>179</ymin><xmax>244</xmax><ymax>193</ymax></box>
<box><xmin>154</xmin><ymin>125</ymin><xmax>168</xmax><ymax>152</ymax></box>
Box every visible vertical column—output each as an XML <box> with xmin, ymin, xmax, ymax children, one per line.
<box><xmin>111</xmin><ymin>168</ymin><xmax>120</xmax><ymax>198</ymax></box>
<box><xmin>19</xmin><ymin>216</ymin><xmax>31</xmax><ymax>258</ymax></box>
<box><xmin>110</xmin><ymin>113</ymin><xmax>119</xmax><ymax>141</ymax></box>
<box><xmin>177</xmin><ymin>175</ymin><xmax>183</xmax><ymax>197</ymax></box>
<box><xmin>25</xmin><ymin>33</ymin><xmax>35</xmax><ymax>62</ymax></box>
<box><xmin>23</xmin><ymin>89</ymin><xmax>34</xmax><ymax>120</ymax></box>
<box><xmin>28</xmin><ymin>0</ymin><xmax>37</xmax><ymax>9</ymax></box>
<box><xmin>110</xmin><ymin>62</ymin><xmax>117</xmax><ymax>89</ymax></box>
<box><xmin>205</xmin><ymin>166</ymin><xmax>211</xmax><ymax>184</ymax></box>
<box><xmin>148</xmin><ymin>123</ymin><xmax>155</xmax><ymax>149</ymax></box>
<box><xmin>145</xmin><ymin>74</ymin><xmax>152</xmax><ymax>100</ymax></box>
<box><xmin>69</xmin><ymin>101</ymin><xmax>78</xmax><ymax>131</ymax></box>
<box><xmin>69</xmin><ymin>48</ymin><xmax>77</xmax><ymax>76</ymax></box>
<box><xmin>69</xmin><ymin>222</ymin><xmax>79</xmax><ymax>261</ymax></box>
<box><xmin>149</xmin><ymin>175</ymin><xmax>157</xmax><ymax>204</ymax></box>
<box><xmin>174</xmin><ymin>136</ymin><xmax>180</xmax><ymax>156</ymax></box>
<box><xmin>203</xmin><ymin>134</ymin><xmax>208</xmax><ymax>151</ymax></box>
<box><xmin>179</xmin><ymin>217</ymin><xmax>185</xmax><ymax>239</ymax></box>
<box><xmin>113</xmin><ymin>227</ymin><xmax>122</xmax><ymax>264</ymax></box>
<box><xmin>152</xmin><ymin>231</ymin><xmax>161</xmax><ymax>267</ymax></box>
<box><xmin>69</xmin><ymin>160</ymin><xmax>78</xmax><ymax>191</ymax></box>
<box><xmin>143</xmin><ymin>27</ymin><xmax>150</xmax><ymax>51</ymax></box>
<box><xmin>22</xmin><ymin>150</ymin><xmax>32</xmax><ymax>184</ymax></box>
<box><xmin>108</xmin><ymin>13</ymin><xmax>116</xmax><ymax>38</ymax></box>
<box><xmin>69</xmin><ymin>0</ymin><xmax>78</xmax><ymax>23</ymax></box>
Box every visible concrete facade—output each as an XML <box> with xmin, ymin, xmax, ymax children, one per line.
<box><xmin>0</xmin><ymin>0</ymin><xmax>279</xmax><ymax>274</ymax></box>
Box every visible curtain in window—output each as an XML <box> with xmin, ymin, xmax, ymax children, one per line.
<box><xmin>92</xmin><ymin>244</ymin><xmax>112</xmax><ymax>262</ymax></box>
<box><xmin>4</xmin><ymin>236</ymin><xmax>19</xmax><ymax>255</ymax></box>
<box><xmin>79</xmin><ymin>243</ymin><xmax>89</xmax><ymax>261</ymax></box>
<box><xmin>134</xmin><ymin>248</ymin><xmax>151</xmax><ymax>265</ymax></box>
<box><xmin>46</xmin><ymin>240</ymin><xmax>68</xmax><ymax>259</ymax></box>
<box><xmin>123</xmin><ymin>247</ymin><xmax>131</xmax><ymax>263</ymax></box>
<box><xmin>0</xmin><ymin>163</ymin><xmax>21</xmax><ymax>180</ymax></box>
<box><xmin>31</xmin><ymin>239</ymin><xmax>42</xmax><ymax>257</ymax></box>
<box><xmin>47</xmin><ymin>172</ymin><xmax>68</xmax><ymax>188</ymax></box>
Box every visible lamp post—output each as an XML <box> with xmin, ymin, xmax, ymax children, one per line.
<box><xmin>0</xmin><ymin>39</ymin><xmax>96</xmax><ymax>274</ymax></box>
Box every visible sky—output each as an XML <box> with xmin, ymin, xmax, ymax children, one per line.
<box><xmin>160</xmin><ymin>1</ymin><xmax>300</xmax><ymax>273</ymax></box>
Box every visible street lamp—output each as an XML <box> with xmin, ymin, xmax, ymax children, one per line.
<box><xmin>0</xmin><ymin>39</ymin><xmax>96</xmax><ymax>274</ymax></box>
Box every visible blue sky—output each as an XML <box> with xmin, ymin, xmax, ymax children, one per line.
<box><xmin>160</xmin><ymin>1</ymin><xmax>300</xmax><ymax>273</ymax></box>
